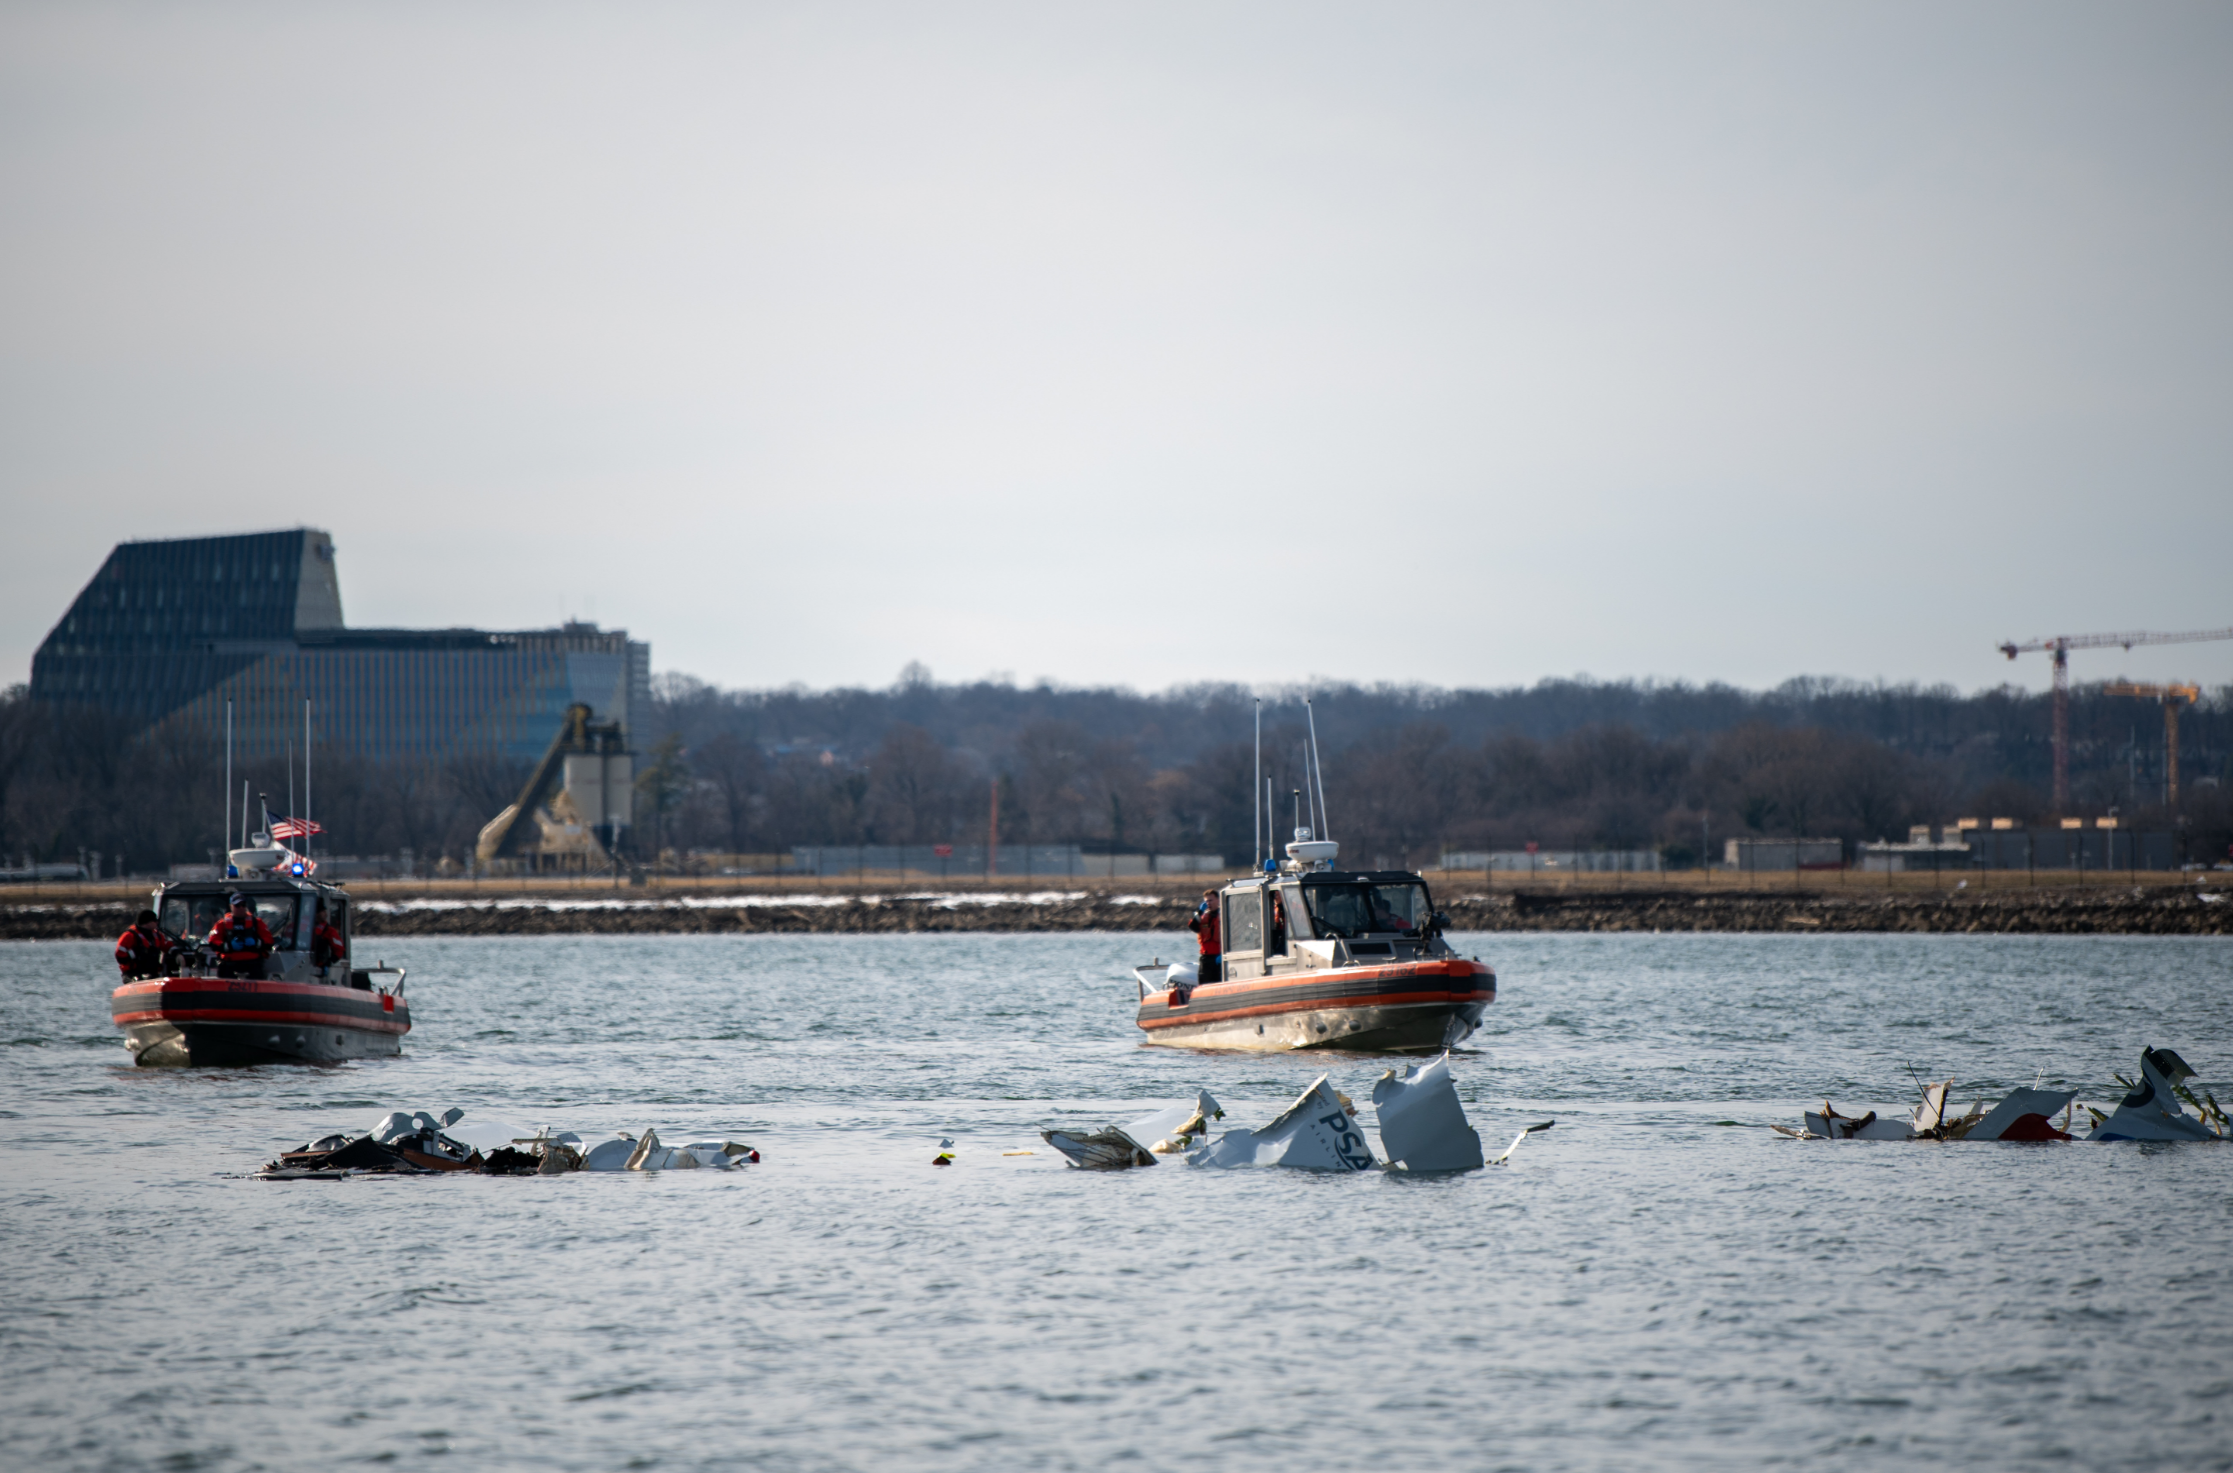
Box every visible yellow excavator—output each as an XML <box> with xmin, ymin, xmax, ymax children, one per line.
<box><xmin>475</xmin><ymin>703</ymin><xmax>634</xmax><ymax>872</ymax></box>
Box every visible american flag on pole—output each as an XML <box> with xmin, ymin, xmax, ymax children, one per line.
<box><xmin>269</xmin><ymin>815</ymin><xmax>324</xmax><ymax>840</ymax></box>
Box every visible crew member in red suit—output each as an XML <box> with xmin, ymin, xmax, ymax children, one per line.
<box><xmin>207</xmin><ymin>893</ymin><xmax>276</xmax><ymax>979</ymax></box>
<box><xmin>1189</xmin><ymin>888</ymin><xmax>1222</xmax><ymax>984</ymax></box>
<box><xmin>311</xmin><ymin>901</ymin><xmax>347</xmax><ymax>977</ymax></box>
<box><xmin>114</xmin><ymin>909</ymin><xmax>176</xmax><ymax>980</ymax></box>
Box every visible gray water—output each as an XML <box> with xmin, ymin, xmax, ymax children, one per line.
<box><xmin>2</xmin><ymin>932</ymin><xmax>2229</xmax><ymax>1473</ymax></box>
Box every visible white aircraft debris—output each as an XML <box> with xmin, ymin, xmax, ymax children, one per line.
<box><xmin>1785</xmin><ymin>1079</ymin><xmax>2077</xmax><ymax>1142</ymax></box>
<box><xmin>1041</xmin><ymin>1091</ymin><xmax>1224</xmax><ymax>1170</ymax></box>
<box><xmin>1190</xmin><ymin>1076</ymin><xmax>1377</xmax><ymax>1172</ymax></box>
<box><xmin>1370</xmin><ymin>1053</ymin><xmax>1484</xmax><ymax>1171</ymax></box>
<box><xmin>1776</xmin><ymin>1049</ymin><xmax>2231</xmax><ymax>1143</ymax></box>
<box><xmin>262</xmin><ymin>1109</ymin><xmax>760</xmax><ymax>1177</ymax></box>
<box><xmin>1487</xmin><ymin>1120</ymin><xmax>1555</xmax><ymax>1166</ymax></box>
<box><xmin>2089</xmin><ymin>1047</ymin><xmax>2232</xmax><ymax>1141</ymax></box>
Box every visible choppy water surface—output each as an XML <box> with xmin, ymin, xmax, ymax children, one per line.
<box><xmin>3</xmin><ymin>931</ymin><xmax>2230</xmax><ymax>1472</ymax></box>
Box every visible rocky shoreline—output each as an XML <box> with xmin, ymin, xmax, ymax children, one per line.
<box><xmin>5</xmin><ymin>886</ymin><xmax>2226</xmax><ymax>940</ymax></box>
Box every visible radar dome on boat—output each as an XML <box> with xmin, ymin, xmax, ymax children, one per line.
<box><xmin>1286</xmin><ymin>839</ymin><xmax>1340</xmax><ymax>865</ymax></box>
<box><xmin>228</xmin><ymin>846</ymin><xmax>292</xmax><ymax>872</ymax></box>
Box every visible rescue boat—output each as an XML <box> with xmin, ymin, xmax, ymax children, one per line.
<box><xmin>110</xmin><ymin>856</ymin><xmax>409</xmax><ymax>1067</ymax></box>
<box><xmin>1134</xmin><ymin>846</ymin><xmax>1494</xmax><ymax>1053</ymax></box>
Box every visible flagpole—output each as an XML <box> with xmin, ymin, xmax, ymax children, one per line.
<box><xmin>304</xmin><ymin>699</ymin><xmax>313</xmax><ymax>866</ymax></box>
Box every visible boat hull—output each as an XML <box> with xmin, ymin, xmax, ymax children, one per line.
<box><xmin>111</xmin><ymin>978</ymin><xmax>410</xmax><ymax>1067</ymax></box>
<box><xmin>1137</xmin><ymin>958</ymin><xmax>1493</xmax><ymax>1053</ymax></box>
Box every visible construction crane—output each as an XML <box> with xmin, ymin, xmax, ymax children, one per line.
<box><xmin>2101</xmin><ymin>682</ymin><xmax>2201</xmax><ymax>808</ymax></box>
<box><xmin>1998</xmin><ymin>625</ymin><xmax>2232</xmax><ymax>812</ymax></box>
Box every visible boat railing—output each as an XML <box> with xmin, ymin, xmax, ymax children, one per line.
<box><xmin>358</xmin><ymin>964</ymin><xmax>407</xmax><ymax>996</ymax></box>
<box><xmin>1132</xmin><ymin>961</ymin><xmax>1168</xmax><ymax>1001</ymax></box>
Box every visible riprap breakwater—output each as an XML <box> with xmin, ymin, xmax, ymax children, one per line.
<box><xmin>4</xmin><ymin>886</ymin><xmax>2226</xmax><ymax>940</ymax></box>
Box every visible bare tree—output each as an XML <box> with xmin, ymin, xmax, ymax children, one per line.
<box><xmin>863</xmin><ymin>724</ymin><xmax>963</xmax><ymax>845</ymax></box>
<box><xmin>691</xmin><ymin>731</ymin><xmax>766</xmax><ymax>854</ymax></box>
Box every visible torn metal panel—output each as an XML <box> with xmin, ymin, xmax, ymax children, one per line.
<box><xmin>264</xmin><ymin>1112</ymin><xmax>757</xmax><ymax>1177</ymax></box>
<box><xmin>1370</xmin><ymin>1052</ymin><xmax>1483</xmax><ymax>1171</ymax></box>
<box><xmin>1797</xmin><ymin>1080</ymin><xmax>2077</xmax><ymax>1142</ymax></box>
<box><xmin>370</xmin><ymin>1108</ymin><xmax>467</xmax><ymax>1145</ymax></box>
<box><xmin>1802</xmin><ymin>1106</ymin><xmax>1913</xmax><ymax>1141</ymax></box>
<box><xmin>2091</xmin><ymin>1047</ymin><xmax>2227</xmax><ymax>1141</ymax></box>
<box><xmin>1912</xmin><ymin>1081</ymin><xmax>1950</xmax><ymax>1135</ymax></box>
<box><xmin>423</xmin><ymin>1113</ymin><xmax>529</xmax><ymax>1155</ymax></box>
<box><xmin>1799</xmin><ymin>1079</ymin><xmax>1985</xmax><ymax>1141</ymax></box>
<box><xmin>270</xmin><ymin>1135</ymin><xmax>408</xmax><ymax>1173</ymax></box>
<box><xmin>1041</xmin><ymin>1128</ymin><xmax>1155</xmax><ymax>1170</ymax></box>
<box><xmin>580</xmin><ymin>1135</ymin><xmax>637</xmax><ymax>1171</ymax></box>
<box><xmin>616</xmin><ymin>1129</ymin><xmax>756</xmax><ymax>1170</ymax></box>
<box><xmin>1122</xmin><ymin>1091</ymin><xmax>1224</xmax><ymax>1155</ymax></box>
<box><xmin>1042</xmin><ymin>1090</ymin><xmax>1225</xmax><ymax>1169</ymax></box>
<box><xmin>1968</xmin><ymin>1089</ymin><xmax>2078</xmax><ymax>1141</ymax></box>
<box><xmin>1190</xmin><ymin>1075</ymin><xmax>1377</xmax><ymax>1172</ymax></box>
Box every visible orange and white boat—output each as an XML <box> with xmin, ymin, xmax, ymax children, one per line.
<box><xmin>110</xmin><ymin>862</ymin><xmax>408</xmax><ymax>1067</ymax></box>
<box><xmin>1133</xmin><ymin>859</ymin><xmax>1493</xmax><ymax>1052</ymax></box>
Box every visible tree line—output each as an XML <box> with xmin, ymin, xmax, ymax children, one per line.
<box><xmin>5</xmin><ymin>673</ymin><xmax>2229</xmax><ymax>876</ymax></box>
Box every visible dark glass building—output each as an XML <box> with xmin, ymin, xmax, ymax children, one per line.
<box><xmin>30</xmin><ymin>529</ymin><xmax>649</xmax><ymax>761</ymax></box>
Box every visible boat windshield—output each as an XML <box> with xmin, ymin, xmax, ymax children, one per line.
<box><xmin>161</xmin><ymin>893</ymin><xmax>301</xmax><ymax>949</ymax></box>
<box><xmin>1301</xmin><ymin>882</ymin><xmax>1432</xmax><ymax>939</ymax></box>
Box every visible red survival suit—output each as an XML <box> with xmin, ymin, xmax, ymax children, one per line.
<box><xmin>312</xmin><ymin>918</ymin><xmax>347</xmax><ymax>972</ymax></box>
<box><xmin>1189</xmin><ymin>894</ymin><xmax>1222</xmax><ymax>984</ymax></box>
<box><xmin>207</xmin><ymin>907</ymin><xmax>276</xmax><ymax>979</ymax></box>
<box><xmin>114</xmin><ymin>919</ymin><xmax>177</xmax><ymax>980</ymax></box>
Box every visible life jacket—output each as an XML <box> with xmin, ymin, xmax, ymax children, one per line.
<box><xmin>1190</xmin><ymin>899</ymin><xmax>1221</xmax><ymax>955</ymax></box>
<box><xmin>115</xmin><ymin>924</ymin><xmax>172</xmax><ymax>974</ymax></box>
<box><xmin>209</xmin><ymin>911</ymin><xmax>274</xmax><ymax>960</ymax></box>
<box><xmin>312</xmin><ymin>922</ymin><xmax>347</xmax><ymax>968</ymax></box>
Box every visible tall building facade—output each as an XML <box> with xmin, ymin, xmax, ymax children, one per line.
<box><xmin>30</xmin><ymin>529</ymin><xmax>649</xmax><ymax>761</ymax></box>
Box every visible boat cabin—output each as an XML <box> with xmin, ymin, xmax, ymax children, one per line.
<box><xmin>154</xmin><ymin>874</ymin><xmax>365</xmax><ymax>987</ymax></box>
<box><xmin>1213</xmin><ymin>869</ymin><xmax>1451</xmax><ymax>981</ymax></box>
<box><xmin>1138</xmin><ymin>831</ymin><xmax>1490</xmax><ymax>1052</ymax></box>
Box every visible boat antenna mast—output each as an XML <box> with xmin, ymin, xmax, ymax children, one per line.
<box><xmin>1305</xmin><ymin>696</ymin><xmax>1331</xmax><ymax>843</ymax></box>
<box><xmin>1252</xmin><ymin>698</ymin><xmax>1262</xmax><ymax>870</ymax></box>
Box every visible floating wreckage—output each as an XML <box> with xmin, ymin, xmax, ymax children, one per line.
<box><xmin>1041</xmin><ymin>1054</ymin><xmax>1528</xmax><ymax>1174</ymax></box>
<box><xmin>1041</xmin><ymin>1091</ymin><xmax>1226</xmax><ymax>1169</ymax></box>
<box><xmin>1488</xmin><ymin>1119</ymin><xmax>1555</xmax><ymax>1165</ymax></box>
<box><xmin>1371</xmin><ymin>1053</ymin><xmax>1485</xmax><ymax>1171</ymax></box>
<box><xmin>260</xmin><ymin>1108</ymin><xmax>760</xmax><ymax>1178</ymax></box>
<box><xmin>1190</xmin><ymin>1078</ymin><xmax>1376</xmax><ymax>1171</ymax></box>
<box><xmin>1787</xmin><ymin>1081</ymin><xmax>2079</xmax><ymax>1142</ymax></box>
<box><xmin>2090</xmin><ymin>1046</ymin><xmax>2231</xmax><ymax>1142</ymax></box>
<box><xmin>1776</xmin><ymin>1045</ymin><xmax>2229</xmax><ymax>1143</ymax></box>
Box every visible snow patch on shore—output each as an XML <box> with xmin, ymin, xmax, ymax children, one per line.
<box><xmin>349</xmin><ymin>890</ymin><xmax>1172</xmax><ymax>915</ymax></box>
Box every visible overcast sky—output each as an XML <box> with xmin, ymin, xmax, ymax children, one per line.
<box><xmin>5</xmin><ymin>2</ymin><xmax>2229</xmax><ymax>699</ymax></box>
